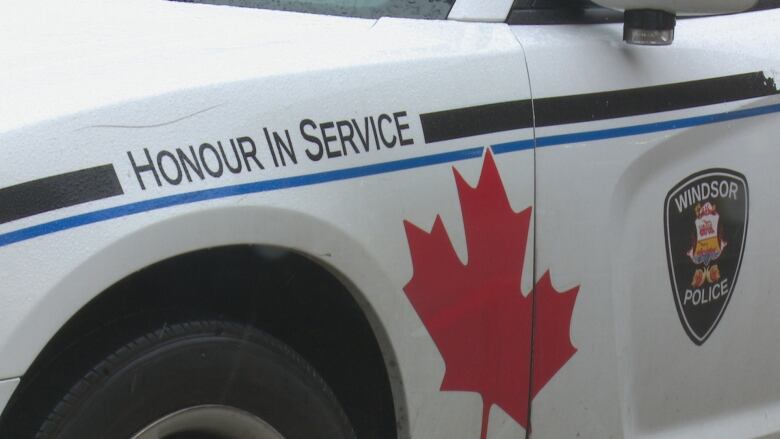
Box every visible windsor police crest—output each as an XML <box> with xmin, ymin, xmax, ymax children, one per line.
<box><xmin>664</xmin><ymin>169</ymin><xmax>748</xmax><ymax>345</ymax></box>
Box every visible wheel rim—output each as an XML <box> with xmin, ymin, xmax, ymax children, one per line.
<box><xmin>131</xmin><ymin>404</ymin><xmax>286</xmax><ymax>439</ymax></box>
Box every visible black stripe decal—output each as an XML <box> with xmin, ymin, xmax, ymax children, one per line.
<box><xmin>419</xmin><ymin>72</ymin><xmax>778</xmax><ymax>142</ymax></box>
<box><xmin>0</xmin><ymin>165</ymin><xmax>123</xmax><ymax>225</ymax></box>
<box><xmin>534</xmin><ymin>72</ymin><xmax>778</xmax><ymax>127</ymax></box>
<box><xmin>420</xmin><ymin>100</ymin><xmax>533</xmax><ymax>143</ymax></box>
<box><xmin>0</xmin><ymin>74</ymin><xmax>775</xmax><ymax>225</ymax></box>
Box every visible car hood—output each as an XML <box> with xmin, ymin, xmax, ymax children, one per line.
<box><xmin>0</xmin><ymin>0</ymin><xmax>376</xmax><ymax>134</ymax></box>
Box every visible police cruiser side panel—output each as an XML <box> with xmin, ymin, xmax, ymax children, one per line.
<box><xmin>512</xmin><ymin>8</ymin><xmax>780</xmax><ymax>439</ymax></box>
<box><xmin>0</xmin><ymin>0</ymin><xmax>779</xmax><ymax>438</ymax></box>
<box><xmin>0</xmin><ymin>1</ymin><xmax>534</xmax><ymax>438</ymax></box>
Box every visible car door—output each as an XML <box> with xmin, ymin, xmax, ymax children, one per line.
<box><xmin>510</xmin><ymin>3</ymin><xmax>780</xmax><ymax>438</ymax></box>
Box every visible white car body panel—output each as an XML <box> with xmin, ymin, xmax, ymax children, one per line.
<box><xmin>0</xmin><ymin>1</ymin><xmax>534</xmax><ymax>438</ymax></box>
<box><xmin>513</xmin><ymin>9</ymin><xmax>780</xmax><ymax>439</ymax></box>
<box><xmin>1</xmin><ymin>1</ymin><xmax>779</xmax><ymax>438</ymax></box>
<box><xmin>447</xmin><ymin>0</ymin><xmax>514</xmax><ymax>22</ymax></box>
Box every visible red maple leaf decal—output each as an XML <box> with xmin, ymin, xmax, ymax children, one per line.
<box><xmin>403</xmin><ymin>150</ymin><xmax>578</xmax><ymax>438</ymax></box>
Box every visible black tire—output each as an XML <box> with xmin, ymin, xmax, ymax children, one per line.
<box><xmin>34</xmin><ymin>320</ymin><xmax>355</xmax><ymax>439</ymax></box>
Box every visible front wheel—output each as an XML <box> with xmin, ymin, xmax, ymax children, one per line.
<box><xmin>35</xmin><ymin>320</ymin><xmax>355</xmax><ymax>439</ymax></box>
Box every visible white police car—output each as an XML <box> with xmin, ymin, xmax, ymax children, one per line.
<box><xmin>0</xmin><ymin>0</ymin><xmax>778</xmax><ymax>437</ymax></box>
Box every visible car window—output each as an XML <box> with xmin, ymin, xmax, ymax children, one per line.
<box><xmin>172</xmin><ymin>0</ymin><xmax>455</xmax><ymax>19</ymax></box>
<box><xmin>507</xmin><ymin>0</ymin><xmax>620</xmax><ymax>24</ymax></box>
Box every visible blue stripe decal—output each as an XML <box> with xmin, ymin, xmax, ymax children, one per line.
<box><xmin>534</xmin><ymin>102</ymin><xmax>780</xmax><ymax>148</ymax></box>
<box><xmin>490</xmin><ymin>139</ymin><xmax>535</xmax><ymax>154</ymax></box>
<box><xmin>0</xmin><ymin>147</ymin><xmax>484</xmax><ymax>247</ymax></box>
<box><xmin>1</xmin><ymin>101</ymin><xmax>779</xmax><ymax>248</ymax></box>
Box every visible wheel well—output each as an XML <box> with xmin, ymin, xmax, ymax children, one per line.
<box><xmin>0</xmin><ymin>245</ymin><xmax>398</xmax><ymax>438</ymax></box>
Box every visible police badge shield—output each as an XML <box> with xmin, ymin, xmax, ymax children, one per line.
<box><xmin>664</xmin><ymin>169</ymin><xmax>748</xmax><ymax>345</ymax></box>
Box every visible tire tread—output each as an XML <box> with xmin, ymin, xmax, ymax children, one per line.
<box><xmin>35</xmin><ymin>319</ymin><xmax>355</xmax><ymax>439</ymax></box>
